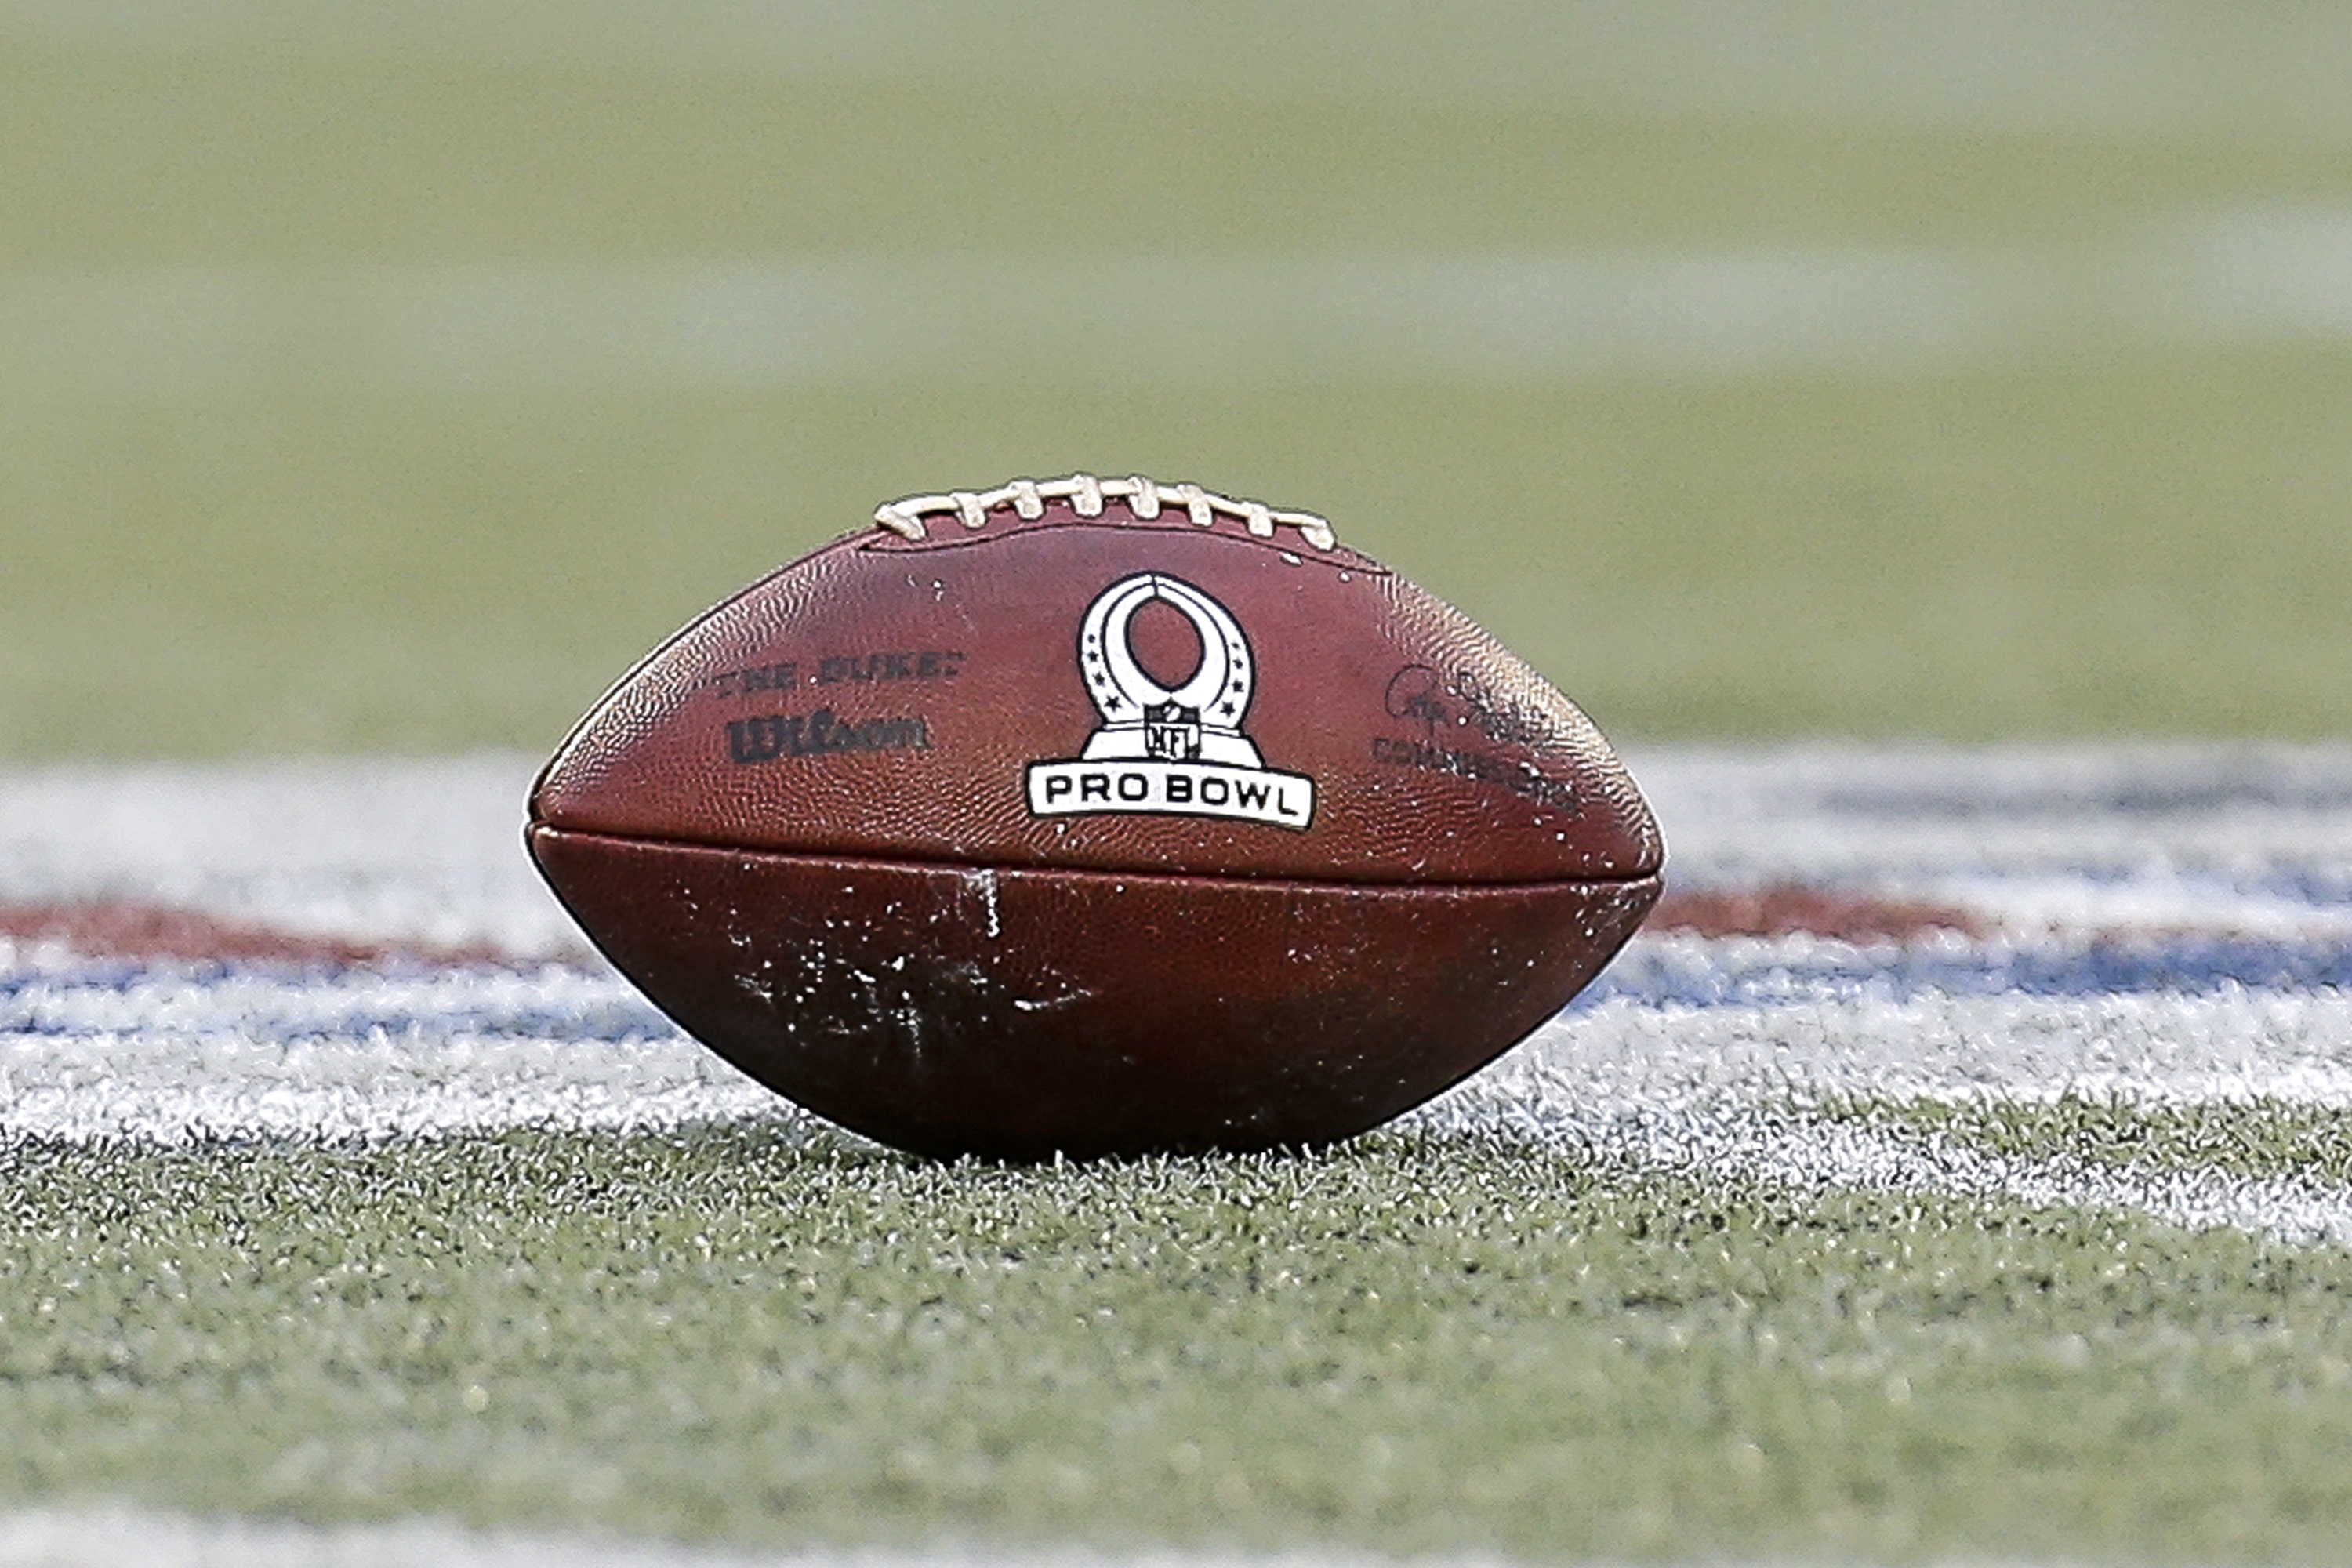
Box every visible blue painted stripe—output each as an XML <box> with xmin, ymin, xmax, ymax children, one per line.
<box><xmin>6</xmin><ymin>932</ymin><xmax>2348</xmax><ymax>1052</ymax></box>
<box><xmin>1581</xmin><ymin>935</ymin><xmax>2352</xmax><ymax>1011</ymax></box>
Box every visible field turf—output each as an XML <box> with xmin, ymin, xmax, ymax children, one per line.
<box><xmin>12</xmin><ymin>1127</ymin><xmax>2352</xmax><ymax>1563</ymax></box>
<box><xmin>8</xmin><ymin>751</ymin><xmax>2352</xmax><ymax>1563</ymax></box>
<box><xmin>5</xmin><ymin>5</ymin><xmax>2352</xmax><ymax>755</ymax></box>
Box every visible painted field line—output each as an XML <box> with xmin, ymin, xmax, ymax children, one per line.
<box><xmin>0</xmin><ymin>964</ymin><xmax>778</xmax><ymax>1145</ymax></box>
<box><xmin>0</xmin><ymin>753</ymin><xmax>577</xmax><ymax>960</ymax></box>
<box><xmin>1610</xmin><ymin>1102</ymin><xmax>2352</xmax><ymax>1250</ymax></box>
<box><xmin>1632</xmin><ymin>740</ymin><xmax>2352</xmax><ymax>893</ymax></box>
<box><xmin>0</xmin><ymin>1505</ymin><xmax>1430</xmax><ymax>1568</ymax></box>
<box><xmin>1711</xmin><ymin>1113</ymin><xmax>2352</xmax><ymax>1250</ymax></box>
<box><xmin>10</xmin><ymin>966</ymin><xmax>2351</xmax><ymax>1123</ymax></box>
<box><xmin>5</xmin><ymin>742</ymin><xmax>2348</xmax><ymax>1249</ymax></box>
<box><xmin>1417</xmin><ymin>990</ymin><xmax>2352</xmax><ymax>1247</ymax></box>
<box><xmin>6</xmin><ymin>208</ymin><xmax>2352</xmax><ymax>394</ymax></box>
<box><xmin>7</xmin><ymin>954</ymin><xmax>2347</xmax><ymax>1153</ymax></box>
<box><xmin>8</xmin><ymin>0</ymin><xmax>2352</xmax><ymax>136</ymax></box>
<box><xmin>6</xmin><ymin>953</ymin><xmax>2349</xmax><ymax>1243</ymax></box>
<box><xmin>13</xmin><ymin>985</ymin><xmax>2346</xmax><ymax>1245</ymax></box>
<box><xmin>1511</xmin><ymin>987</ymin><xmax>2352</xmax><ymax>1112</ymax></box>
<box><xmin>1433</xmin><ymin>1029</ymin><xmax>2352</xmax><ymax>1249</ymax></box>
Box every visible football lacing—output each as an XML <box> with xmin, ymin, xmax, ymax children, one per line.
<box><xmin>874</xmin><ymin>474</ymin><xmax>1338</xmax><ymax>552</ymax></box>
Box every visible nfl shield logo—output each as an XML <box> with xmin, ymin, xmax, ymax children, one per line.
<box><xmin>1028</xmin><ymin>569</ymin><xmax>1316</xmax><ymax>830</ymax></box>
<box><xmin>1144</xmin><ymin>702</ymin><xmax>1203</xmax><ymax>760</ymax></box>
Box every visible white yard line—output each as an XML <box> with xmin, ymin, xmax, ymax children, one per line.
<box><xmin>1624</xmin><ymin>740</ymin><xmax>2352</xmax><ymax>895</ymax></box>
<box><xmin>0</xmin><ymin>1508</ymin><xmax>773</xmax><ymax>1568</ymax></box>
<box><xmin>0</xmin><ymin>753</ymin><xmax>577</xmax><ymax>959</ymax></box>
<box><xmin>6</xmin><ymin>746</ymin><xmax>2350</xmax><ymax>1245</ymax></box>
<box><xmin>0</xmin><ymin>1506</ymin><xmax>1421</xmax><ymax>1568</ymax></box>
<box><xmin>1505</xmin><ymin>986</ymin><xmax>2352</xmax><ymax>1114</ymax></box>
<box><xmin>1410</xmin><ymin>991</ymin><xmax>2352</xmax><ymax>1247</ymax></box>
<box><xmin>10</xmin><ymin>970</ymin><xmax>2352</xmax><ymax>1147</ymax></box>
<box><xmin>1610</xmin><ymin>1105</ymin><xmax>2352</xmax><ymax>1250</ymax></box>
<box><xmin>9</xmin><ymin>964</ymin><xmax>2352</xmax><ymax>1251</ymax></box>
<box><xmin>8</xmin><ymin>0</ymin><xmax>2352</xmax><ymax>136</ymax></box>
<box><xmin>5</xmin><ymin>208</ymin><xmax>2352</xmax><ymax>394</ymax></box>
<box><xmin>0</xmin><ymin>965</ymin><xmax>782</xmax><ymax>1145</ymax></box>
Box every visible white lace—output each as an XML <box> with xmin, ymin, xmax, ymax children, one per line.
<box><xmin>873</xmin><ymin>474</ymin><xmax>1338</xmax><ymax>552</ymax></box>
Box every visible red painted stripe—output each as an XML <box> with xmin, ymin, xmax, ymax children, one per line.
<box><xmin>0</xmin><ymin>901</ymin><xmax>515</xmax><ymax>968</ymax></box>
<box><xmin>1650</xmin><ymin>885</ymin><xmax>1985</xmax><ymax>942</ymax></box>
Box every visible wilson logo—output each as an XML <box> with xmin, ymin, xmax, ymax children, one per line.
<box><xmin>726</xmin><ymin>710</ymin><xmax>931</xmax><ymax>764</ymax></box>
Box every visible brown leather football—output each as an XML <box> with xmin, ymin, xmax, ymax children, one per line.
<box><xmin>528</xmin><ymin>474</ymin><xmax>1663</xmax><ymax>1158</ymax></box>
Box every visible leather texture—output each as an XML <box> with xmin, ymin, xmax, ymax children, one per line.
<box><xmin>531</xmin><ymin>497</ymin><xmax>1662</xmax><ymax>884</ymax></box>
<box><xmin>530</xmin><ymin>828</ymin><xmax>1662</xmax><ymax>1159</ymax></box>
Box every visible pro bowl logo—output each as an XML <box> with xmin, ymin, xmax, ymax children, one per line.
<box><xmin>1025</xmin><ymin>573</ymin><xmax>1315</xmax><ymax>830</ymax></box>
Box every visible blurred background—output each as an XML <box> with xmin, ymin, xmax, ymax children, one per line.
<box><xmin>5</xmin><ymin>0</ymin><xmax>2349</xmax><ymax>758</ymax></box>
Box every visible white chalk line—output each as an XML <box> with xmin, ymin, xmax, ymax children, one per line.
<box><xmin>1628</xmin><ymin>740</ymin><xmax>2352</xmax><ymax>894</ymax></box>
<box><xmin>5</xmin><ymin>207</ymin><xmax>2352</xmax><ymax>393</ymax></box>
<box><xmin>5</xmin><ymin>745</ymin><xmax>2349</xmax><ymax>1246</ymax></box>
<box><xmin>0</xmin><ymin>971</ymin><xmax>780</xmax><ymax>1147</ymax></box>
<box><xmin>0</xmin><ymin>1504</ymin><xmax>1429</xmax><ymax>1568</ymax></box>
<box><xmin>9</xmin><ymin>960</ymin><xmax>2352</xmax><ymax>1247</ymax></box>
<box><xmin>9</xmin><ymin>0</ymin><xmax>2352</xmax><ymax>136</ymax></box>
<box><xmin>1573</xmin><ymin>1101</ymin><xmax>2352</xmax><ymax>1251</ymax></box>
<box><xmin>1521</xmin><ymin>985</ymin><xmax>2352</xmax><ymax>1115</ymax></box>
<box><xmin>0</xmin><ymin>753</ymin><xmax>581</xmax><ymax>960</ymax></box>
<box><xmin>11</xmin><ymin>965</ymin><xmax>2352</xmax><ymax>1138</ymax></box>
<box><xmin>1421</xmin><ymin>1065</ymin><xmax>2352</xmax><ymax>1253</ymax></box>
<box><xmin>1407</xmin><ymin>992</ymin><xmax>2352</xmax><ymax>1250</ymax></box>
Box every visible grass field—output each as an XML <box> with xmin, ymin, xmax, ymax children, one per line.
<box><xmin>8</xmin><ymin>750</ymin><xmax>2352</xmax><ymax>1563</ymax></box>
<box><xmin>5</xmin><ymin>3</ymin><xmax>2352</xmax><ymax>754</ymax></box>
<box><xmin>13</xmin><ymin>1127</ymin><xmax>2352</xmax><ymax>1564</ymax></box>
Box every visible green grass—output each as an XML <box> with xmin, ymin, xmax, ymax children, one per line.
<box><xmin>6</xmin><ymin>31</ymin><xmax>2352</xmax><ymax>756</ymax></box>
<box><xmin>9</xmin><ymin>350</ymin><xmax>2352</xmax><ymax>757</ymax></box>
<box><xmin>9</xmin><ymin>45</ymin><xmax>2348</xmax><ymax>267</ymax></box>
<box><xmin>8</xmin><ymin>1125</ymin><xmax>2352</xmax><ymax>1562</ymax></box>
<box><xmin>1864</xmin><ymin>1095</ymin><xmax>2352</xmax><ymax>1188</ymax></box>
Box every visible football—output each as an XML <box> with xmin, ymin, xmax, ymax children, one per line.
<box><xmin>528</xmin><ymin>474</ymin><xmax>1664</xmax><ymax>1158</ymax></box>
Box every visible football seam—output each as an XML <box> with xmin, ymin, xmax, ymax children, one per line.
<box><xmin>526</xmin><ymin>825</ymin><xmax>1667</xmax><ymax>895</ymax></box>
